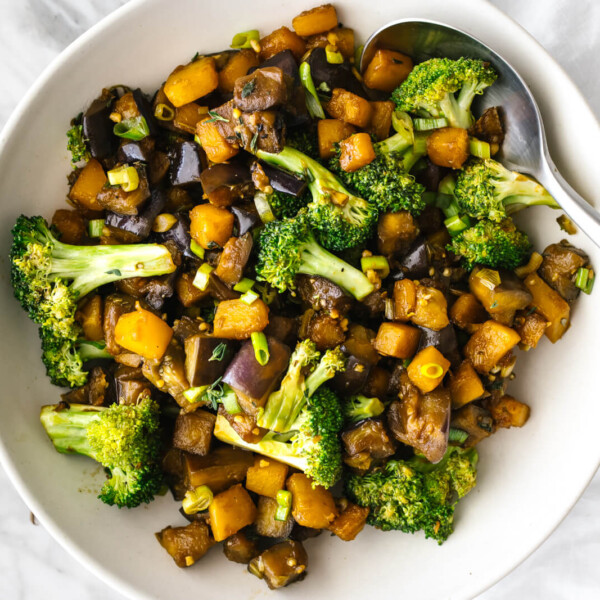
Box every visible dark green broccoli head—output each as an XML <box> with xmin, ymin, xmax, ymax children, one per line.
<box><xmin>66</xmin><ymin>121</ymin><xmax>90</xmax><ymax>166</ymax></box>
<box><xmin>344</xmin><ymin>395</ymin><xmax>386</xmax><ymax>424</ymax></box>
<box><xmin>286</xmin><ymin>127</ymin><xmax>320</xmax><ymax>161</ymax></box>
<box><xmin>267</xmin><ymin>189</ymin><xmax>311</xmax><ymax>220</ymax></box>
<box><xmin>449</xmin><ymin>218</ymin><xmax>531</xmax><ymax>270</ymax></box>
<box><xmin>40</xmin><ymin>328</ymin><xmax>87</xmax><ymax>388</ymax></box>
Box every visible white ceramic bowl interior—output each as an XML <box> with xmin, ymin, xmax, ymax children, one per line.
<box><xmin>0</xmin><ymin>1</ymin><xmax>598</xmax><ymax>599</ymax></box>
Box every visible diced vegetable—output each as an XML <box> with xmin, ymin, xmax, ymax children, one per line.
<box><xmin>373</xmin><ymin>322</ymin><xmax>421</xmax><ymax>359</ymax></box>
<box><xmin>339</xmin><ymin>133</ymin><xmax>377</xmax><ymax>172</ymax></box>
<box><xmin>307</xmin><ymin>27</ymin><xmax>355</xmax><ymax>59</ymax></box>
<box><xmin>254</xmin><ymin>495</ymin><xmax>294</xmax><ymax>538</ymax></box>
<box><xmin>209</xmin><ymin>483</ymin><xmax>257</xmax><ymax>542</ymax></box>
<box><xmin>463</xmin><ymin>320</ymin><xmax>521</xmax><ymax>373</ymax></box>
<box><xmin>219</xmin><ymin>49</ymin><xmax>260</xmax><ymax>93</ymax></box>
<box><xmin>411</xmin><ymin>283</ymin><xmax>449</xmax><ymax>331</ymax></box>
<box><xmin>317</xmin><ymin>119</ymin><xmax>356</xmax><ymax>159</ymax></box>
<box><xmin>214</xmin><ymin>233</ymin><xmax>253</xmax><ymax>286</ymax></box>
<box><xmin>449</xmin><ymin>293</ymin><xmax>488</xmax><ymax>332</ymax></box>
<box><xmin>155</xmin><ymin>521</ymin><xmax>215</xmax><ymax>568</ymax></box>
<box><xmin>450</xmin><ymin>404</ymin><xmax>493</xmax><ymax>447</ymax></box>
<box><xmin>328</xmin><ymin>502</ymin><xmax>369</xmax><ymax>541</ymax></box>
<box><xmin>184</xmin><ymin>447</ymin><xmax>255</xmax><ymax>493</ymax></box>
<box><xmin>76</xmin><ymin>294</ymin><xmax>104</xmax><ymax>341</ymax></box>
<box><xmin>325</xmin><ymin>88</ymin><xmax>373</xmax><ymax>128</ymax></box>
<box><xmin>189</xmin><ymin>204</ymin><xmax>235</xmax><ymax>250</ymax></box>
<box><xmin>68</xmin><ymin>158</ymin><xmax>107</xmax><ymax>210</ymax></box>
<box><xmin>223</xmin><ymin>532</ymin><xmax>259</xmax><ymax>564</ymax></box>
<box><xmin>368</xmin><ymin>100</ymin><xmax>395</xmax><ymax>141</ymax></box>
<box><xmin>514</xmin><ymin>310</ymin><xmax>548</xmax><ymax>350</ymax></box>
<box><xmin>292</xmin><ymin>4</ymin><xmax>338</xmax><ymax>37</ymax></box>
<box><xmin>248</xmin><ymin>540</ymin><xmax>308</xmax><ymax>589</ymax></box>
<box><xmin>164</xmin><ymin>57</ymin><xmax>219</xmax><ymax>107</ymax></box>
<box><xmin>342</xmin><ymin>419</ymin><xmax>396</xmax><ymax>459</ymax></box>
<box><xmin>172</xmin><ymin>410</ymin><xmax>216</xmax><ymax>456</ymax></box>
<box><xmin>213</xmin><ymin>298</ymin><xmax>269</xmax><ymax>339</ymax></box>
<box><xmin>259</xmin><ymin>27</ymin><xmax>307</xmax><ymax>62</ymax></box>
<box><xmin>393</xmin><ymin>279</ymin><xmax>417</xmax><ymax>322</ymax></box>
<box><xmin>449</xmin><ymin>360</ymin><xmax>485</xmax><ymax>408</ymax></box>
<box><xmin>524</xmin><ymin>273</ymin><xmax>571</xmax><ymax>343</ymax></box>
<box><xmin>363</xmin><ymin>49</ymin><xmax>413</xmax><ymax>92</ymax></box>
<box><xmin>426</xmin><ymin>127</ymin><xmax>470</xmax><ymax>169</ymax></box>
<box><xmin>287</xmin><ymin>473</ymin><xmax>338</xmax><ymax>529</ymax></box>
<box><xmin>377</xmin><ymin>211</ymin><xmax>419</xmax><ymax>256</ymax></box>
<box><xmin>196</xmin><ymin>117</ymin><xmax>240</xmax><ymax>163</ymax></box>
<box><xmin>181</xmin><ymin>485</ymin><xmax>213</xmax><ymax>514</ymax></box>
<box><xmin>407</xmin><ymin>345</ymin><xmax>451</xmax><ymax>393</ymax></box>
<box><xmin>246</xmin><ymin>456</ymin><xmax>289</xmax><ymax>498</ymax></box>
<box><xmin>486</xmin><ymin>394</ymin><xmax>531</xmax><ymax>429</ymax></box>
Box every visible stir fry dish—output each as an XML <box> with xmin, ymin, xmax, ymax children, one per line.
<box><xmin>10</xmin><ymin>3</ymin><xmax>595</xmax><ymax>590</ymax></box>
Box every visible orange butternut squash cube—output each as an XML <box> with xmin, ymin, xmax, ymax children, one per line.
<box><xmin>317</xmin><ymin>119</ymin><xmax>355</xmax><ymax>159</ymax></box>
<box><xmin>369</xmin><ymin>100</ymin><xmax>395</xmax><ymax>140</ymax></box>
<box><xmin>189</xmin><ymin>203</ymin><xmax>234</xmax><ymax>249</ymax></box>
<box><xmin>287</xmin><ymin>473</ymin><xmax>338</xmax><ymax>529</ymax></box>
<box><xmin>524</xmin><ymin>273</ymin><xmax>570</xmax><ymax>343</ymax></box>
<box><xmin>339</xmin><ymin>133</ymin><xmax>376</xmax><ymax>172</ymax></box>
<box><xmin>363</xmin><ymin>49</ymin><xmax>413</xmax><ymax>92</ymax></box>
<box><xmin>68</xmin><ymin>158</ymin><xmax>107</xmax><ymax>211</ymax></box>
<box><xmin>292</xmin><ymin>4</ymin><xmax>338</xmax><ymax>37</ymax></box>
<box><xmin>213</xmin><ymin>299</ymin><xmax>269</xmax><ymax>340</ymax></box>
<box><xmin>260</xmin><ymin>27</ymin><xmax>306</xmax><ymax>62</ymax></box>
<box><xmin>325</xmin><ymin>88</ymin><xmax>373</xmax><ymax>128</ymax></box>
<box><xmin>393</xmin><ymin>279</ymin><xmax>417</xmax><ymax>322</ymax></box>
<box><xmin>407</xmin><ymin>345</ymin><xmax>451</xmax><ymax>393</ymax></box>
<box><xmin>164</xmin><ymin>57</ymin><xmax>219</xmax><ymax>107</ymax></box>
<box><xmin>373</xmin><ymin>322</ymin><xmax>421</xmax><ymax>359</ymax></box>
<box><xmin>426</xmin><ymin>127</ymin><xmax>470</xmax><ymax>169</ymax></box>
<box><xmin>449</xmin><ymin>360</ymin><xmax>485</xmax><ymax>408</ymax></box>
<box><xmin>114</xmin><ymin>305</ymin><xmax>173</xmax><ymax>360</ymax></box>
<box><xmin>173</xmin><ymin>102</ymin><xmax>208</xmax><ymax>135</ymax></box>
<box><xmin>411</xmin><ymin>284</ymin><xmax>449</xmax><ymax>331</ymax></box>
<box><xmin>76</xmin><ymin>295</ymin><xmax>104</xmax><ymax>341</ymax></box>
<box><xmin>328</xmin><ymin>502</ymin><xmax>370</xmax><ymax>541</ymax></box>
<box><xmin>196</xmin><ymin>117</ymin><xmax>239</xmax><ymax>164</ymax></box>
<box><xmin>218</xmin><ymin>49</ymin><xmax>259</xmax><ymax>93</ymax></box>
<box><xmin>464</xmin><ymin>320</ymin><xmax>521</xmax><ymax>374</ymax></box>
<box><xmin>246</xmin><ymin>456</ymin><xmax>289</xmax><ymax>499</ymax></box>
<box><xmin>209</xmin><ymin>483</ymin><xmax>257</xmax><ymax>542</ymax></box>
<box><xmin>449</xmin><ymin>293</ymin><xmax>488</xmax><ymax>332</ymax></box>
<box><xmin>487</xmin><ymin>395</ymin><xmax>531</xmax><ymax>429</ymax></box>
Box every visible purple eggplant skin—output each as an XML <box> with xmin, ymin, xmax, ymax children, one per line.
<box><xmin>117</xmin><ymin>140</ymin><xmax>153</xmax><ymax>163</ymax></box>
<box><xmin>331</xmin><ymin>355</ymin><xmax>370</xmax><ymax>396</ymax></box>
<box><xmin>105</xmin><ymin>188</ymin><xmax>167</xmax><ymax>241</ymax></box>
<box><xmin>249</xmin><ymin>50</ymin><xmax>300</xmax><ymax>85</ymax></box>
<box><xmin>83</xmin><ymin>93</ymin><xmax>118</xmax><ymax>159</ymax></box>
<box><xmin>170</xmin><ymin>141</ymin><xmax>204</xmax><ymax>188</ymax></box>
<box><xmin>260</xmin><ymin>162</ymin><xmax>307</xmax><ymax>197</ymax></box>
<box><xmin>199</xmin><ymin>163</ymin><xmax>252</xmax><ymax>194</ymax></box>
<box><xmin>222</xmin><ymin>337</ymin><xmax>291</xmax><ymax>416</ymax></box>
<box><xmin>144</xmin><ymin>273</ymin><xmax>177</xmax><ymax>311</ymax></box>
<box><xmin>417</xmin><ymin>324</ymin><xmax>462</xmax><ymax>369</ymax></box>
<box><xmin>132</xmin><ymin>88</ymin><xmax>160</xmax><ymax>137</ymax></box>
<box><xmin>152</xmin><ymin>213</ymin><xmax>195</xmax><ymax>259</ymax></box>
<box><xmin>231</xmin><ymin>205</ymin><xmax>260</xmax><ymax>236</ymax></box>
<box><xmin>392</xmin><ymin>237</ymin><xmax>430</xmax><ymax>281</ymax></box>
<box><xmin>184</xmin><ymin>335</ymin><xmax>237</xmax><ymax>387</ymax></box>
<box><xmin>305</xmin><ymin>47</ymin><xmax>365</xmax><ymax>98</ymax></box>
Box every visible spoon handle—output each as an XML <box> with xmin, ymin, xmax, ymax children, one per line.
<box><xmin>537</xmin><ymin>150</ymin><xmax>600</xmax><ymax>246</ymax></box>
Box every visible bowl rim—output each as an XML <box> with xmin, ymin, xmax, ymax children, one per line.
<box><xmin>0</xmin><ymin>1</ymin><xmax>598</xmax><ymax>599</ymax></box>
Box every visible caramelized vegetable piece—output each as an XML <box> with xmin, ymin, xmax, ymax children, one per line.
<box><xmin>411</xmin><ymin>283</ymin><xmax>449</xmax><ymax>331</ymax></box>
<box><xmin>76</xmin><ymin>294</ymin><xmax>104</xmax><ymax>341</ymax></box>
<box><xmin>234</xmin><ymin>67</ymin><xmax>290</xmax><ymax>112</ymax></box>
<box><xmin>184</xmin><ymin>335</ymin><xmax>235</xmax><ymax>387</ymax></box>
<box><xmin>524</xmin><ymin>273</ymin><xmax>571</xmax><ymax>343</ymax></box>
<box><xmin>173</xmin><ymin>102</ymin><xmax>208</xmax><ymax>135</ymax></box>
<box><xmin>368</xmin><ymin>100</ymin><xmax>395</xmax><ymax>141</ymax></box>
<box><xmin>213</xmin><ymin>298</ymin><xmax>269</xmax><ymax>339</ymax></box>
<box><xmin>317</xmin><ymin>119</ymin><xmax>356</xmax><ymax>160</ymax></box>
<box><xmin>103</xmin><ymin>294</ymin><xmax>136</xmax><ymax>355</ymax></box>
<box><xmin>374</xmin><ymin>322</ymin><xmax>421</xmax><ymax>359</ymax></box>
<box><xmin>164</xmin><ymin>57</ymin><xmax>219</xmax><ymax>107</ymax></box>
<box><xmin>328</xmin><ymin>502</ymin><xmax>369</xmax><ymax>541</ymax></box>
<box><xmin>175</xmin><ymin>272</ymin><xmax>209</xmax><ymax>307</ymax></box>
<box><xmin>449</xmin><ymin>360</ymin><xmax>485</xmax><ymax>408</ymax></box>
<box><xmin>260</xmin><ymin>27</ymin><xmax>307</xmax><ymax>62</ymax></box>
<box><xmin>486</xmin><ymin>394</ymin><xmax>531</xmax><ymax>429</ymax></box>
<box><xmin>426</xmin><ymin>127</ymin><xmax>470</xmax><ymax>169</ymax></box>
<box><xmin>68</xmin><ymin>158</ymin><xmax>107</xmax><ymax>210</ymax></box>
<box><xmin>363</xmin><ymin>49</ymin><xmax>413</xmax><ymax>92</ymax></box>
<box><xmin>184</xmin><ymin>447</ymin><xmax>255</xmax><ymax>493</ymax></box>
<box><xmin>362</xmin><ymin>365</ymin><xmax>391</xmax><ymax>398</ymax></box>
<box><xmin>156</xmin><ymin>520</ymin><xmax>215</xmax><ymax>568</ymax></box>
<box><xmin>306</xmin><ymin>312</ymin><xmax>345</xmax><ymax>351</ymax></box>
<box><xmin>307</xmin><ymin>27</ymin><xmax>355</xmax><ymax>58</ymax></box>
<box><xmin>292</xmin><ymin>4</ymin><xmax>338</xmax><ymax>36</ymax></box>
<box><xmin>114</xmin><ymin>304</ymin><xmax>173</xmax><ymax>360</ymax></box>
<box><xmin>209</xmin><ymin>483</ymin><xmax>257</xmax><ymax>542</ymax></box>
<box><xmin>52</xmin><ymin>209</ymin><xmax>86</xmax><ymax>245</ymax></box>
<box><xmin>255</xmin><ymin>495</ymin><xmax>295</xmax><ymax>538</ymax></box>
<box><xmin>214</xmin><ymin>233</ymin><xmax>253</xmax><ymax>286</ymax></box>
<box><xmin>393</xmin><ymin>279</ymin><xmax>417</xmax><ymax>322</ymax></box>
<box><xmin>464</xmin><ymin>320</ymin><xmax>521</xmax><ymax>374</ymax></box>
<box><xmin>189</xmin><ymin>204</ymin><xmax>235</xmax><ymax>250</ymax></box>
<box><xmin>248</xmin><ymin>540</ymin><xmax>308</xmax><ymax>590</ymax></box>
<box><xmin>451</xmin><ymin>404</ymin><xmax>493</xmax><ymax>447</ymax></box>
<box><xmin>469</xmin><ymin>106</ymin><xmax>505</xmax><ymax>150</ymax></box>
<box><xmin>407</xmin><ymin>345</ymin><xmax>451</xmax><ymax>393</ymax></box>
<box><xmin>196</xmin><ymin>117</ymin><xmax>240</xmax><ymax>164</ymax></box>
<box><xmin>325</xmin><ymin>89</ymin><xmax>373</xmax><ymax>128</ymax></box>
<box><xmin>297</xmin><ymin>275</ymin><xmax>354</xmax><ymax>315</ymax></box>
<box><xmin>113</xmin><ymin>365</ymin><xmax>151</xmax><ymax>405</ymax></box>
<box><xmin>538</xmin><ymin>241</ymin><xmax>589</xmax><ymax>302</ymax></box>
<box><xmin>449</xmin><ymin>293</ymin><xmax>488</xmax><ymax>332</ymax></box>
<box><xmin>342</xmin><ymin>419</ymin><xmax>396</xmax><ymax>459</ymax></box>
<box><xmin>339</xmin><ymin>133</ymin><xmax>376</xmax><ymax>172</ymax></box>
<box><xmin>287</xmin><ymin>473</ymin><xmax>338</xmax><ymax>529</ymax></box>
<box><xmin>219</xmin><ymin>49</ymin><xmax>260</xmax><ymax>93</ymax></box>
<box><xmin>514</xmin><ymin>310</ymin><xmax>548</xmax><ymax>350</ymax></box>
<box><xmin>246</xmin><ymin>456</ymin><xmax>289</xmax><ymax>498</ymax></box>
<box><xmin>97</xmin><ymin>166</ymin><xmax>150</xmax><ymax>216</ymax></box>
<box><xmin>377</xmin><ymin>211</ymin><xmax>419</xmax><ymax>256</ymax></box>
<box><xmin>173</xmin><ymin>410</ymin><xmax>216</xmax><ymax>456</ymax></box>
<box><xmin>343</xmin><ymin>323</ymin><xmax>379</xmax><ymax>365</ymax></box>
<box><xmin>223</xmin><ymin>532</ymin><xmax>259</xmax><ymax>564</ymax></box>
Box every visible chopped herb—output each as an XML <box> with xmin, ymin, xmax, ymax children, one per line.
<box><xmin>205</xmin><ymin>110</ymin><xmax>229</xmax><ymax>124</ymax></box>
<box><xmin>105</xmin><ymin>269</ymin><xmax>122</xmax><ymax>276</ymax></box>
<box><xmin>241</xmin><ymin>79</ymin><xmax>256</xmax><ymax>98</ymax></box>
<box><xmin>204</xmin><ymin>377</ymin><xmax>224</xmax><ymax>410</ymax></box>
<box><xmin>66</xmin><ymin>121</ymin><xmax>90</xmax><ymax>167</ymax></box>
<box><xmin>317</xmin><ymin>81</ymin><xmax>331</xmax><ymax>93</ymax></box>
<box><xmin>250</xmin><ymin>130</ymin><xmax>259</xmax><ymax>152</ymax></box>
<box><xmin>191</xmin><ymin>51</ymin><xmax>200</xmax><ymax>61</ymax></box>
<box><xmin>209</xmin><ymin>342</ymin><xmax>228</xmax><ymax>362</ymax></box>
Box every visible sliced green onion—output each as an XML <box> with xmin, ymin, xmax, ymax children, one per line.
<box><xmin>448</xmin><ymin>427</ymin><xmax>469</xmax><ymax>444</ymax></box>
<box><xmin>444</xmin><ymin>214</ymin><xmax>471</xmax><ymax>236</ymax></box>
<box><xmin>183</xmin><ymin>385</ymin><xmax>209</xmax><ymax>403</ymax></box>
<box><xmin>299</xmin><ymin>62</ymin><xmax>325</xmax><ymax>119</ymax></box>
<box><xmin>240</xmin><ymin>289</ymin><xmax>259</xmax><ymax>305</ymax></box>
<box><xmin>469</xmin><ymin>137</ymin><xmax>491</xmax><ymax>159</ymax></box>
<box><xmin>438</xmin><ymin>174</ymin><xmax>456</xmax><ymax>196</ymax></box>
<box><xmin>193</xmin><ymin>263</ymin><xmax>214</xmax><ymax>291</ymax></box>
<box><xmin>414</xmin><ymin>117</ymin><xmax>448</xmax><ymax>131</ymax></box>
<box><xmin>190</xmin><ymin>239</ymin><xmax>205</xmax><ymax>259</ymax></box>
<box><xmin>475</xmin><ymin>268</ymin><xmax>501</xmax><ymax>290</ymax></box>
<box><xmin>391</xmin><ymin>110</ymin><xmax>414</xmax><ymax>142</ymax></box>
<box><xmin>275</xmin><ymin>489</ymin><xmax>292</xmax><ymax>521</ymax></box>
<box><xmin>412</xmin><ymin>132</ymin><xmax>429</xmax><ymax>154</ymax></box>
<box><xmin>234</xmin><ymin>278</ymin><xmax>255</xmax><ymax>293</ymax></box>
<box><xmin>194</xmin><ymin>133</ymin><xmax>202</xmax><ymax>146</ymax></box>
<box><xmin>113</xmin><ymin>116</ymin><xmax>149</xmax><ymax>140</ymax></box>
<box><xmin>251</xmin><ymin>331</ymin><xmax>269</xmax><ymax>366</ymax></box>
<box><xmin>254</xmin><ymin>191</ymin><xmax>276</xmax><ymax>223</ymax></box>
<box><xmin>443</xmin><ymin>200</ymin><xmax>461</xmax><ymax>219</ymax></box>
<box><xmin>230</xmin><ymin>29</ymin><xmax>260</xmax><ymax>49</ymax></box>
<box><xmin>107</xmin><ymin>165</ymin><xmax>140</xmax><ymax>192</ymax></box>
<box><xmin>361</xmin><ymin>255</ymin><xmax>390</xmax><ymax>278</ymax></box>
<box><xmin>154</xmin><ymin>103</ymin><xmax>174</xmax><ymax>121</ymax></box>
<box><xmin>575</xmin><ymin>267</ymin><xmax>595</xmax><ymax>294</ymax></box>
<box><xmin>420</xmin><ymin>363</ymin><xmax>444</xmax><ymax>379</ymax></box>
<box><xmin>182</xmin><ymin>485</ymin><xmax>213</xmax><ymax>514</ymax></box>
<box><xmin>220</xmin><ymin>384</ymin><xmax>242</xmax><ymax>415</ymax></box>
<box><xmin>87</xmin><ymin>219</ymin><xmax>104</xmax><ymax>238</ymax></box>
<box><xmin>325</xmin><ymin>44</ymin><xmax>344</xmax><ymax>64</ymax></box>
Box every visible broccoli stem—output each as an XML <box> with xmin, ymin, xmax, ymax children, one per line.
<box><xmin>374</xmin><ymin>130</ymin><xmax>414</xmax><ymax>155</ymax></box>
<box><xmin>40</xmin><ymin>404</ymin><xmax>103</xmax><ymax>456</ymax></box>
<box><xmin>77</xmin><ymin>340</ymin><xmax>112</xmax><ymax>361</ymax></box>
<box><xmin>500</xmin><ymin>179</ymin><xmax>560</xmax><ymax>213</ymax></box>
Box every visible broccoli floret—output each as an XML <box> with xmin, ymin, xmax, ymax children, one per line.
<box><xmin>66</xmin><ymin>117</ymin><xmax>90</xmax><ymax>166</ymax></box>
<box><xmin>39</xmin><ymin>397</ymin><xmax>163</xmax><ymax>508</ymax></box>
<box><xmin>449</xmin><ymin>218</ymin><xmax>532</xmax><ymax>270</ymax></box>
<box><xmin>345</xmin><ymin>447</ymin><xmax>478</xmax><ymax>543</ymax></box>
<box><xmin>257</xmin><ymin>146</ymin><xmax>378</xmax><ymax>251</ymax></box>
<box><xmin>392</xmin><ymin>58</ymin><xmax>497</xmax><ymax>129</ymax></box>
<box><xmin>267</xmin><ymin>189</ymin><xmax>311</xmax><ymax>220</ymax></box>
<box><xmin>454</xmin><ymin>158</ymin><xmax>560</xmax><ymax>221</ymax></box>
<box><xmin>214</xmin><ymin>386</ymin><xmax>344</xmax><ymax>488</ymax></box>
<box><xmin>255</xmin><ymin>213</ymin><xmax>374</xmax><ymax>300</ymax></box>
<box><xmin>286</xmin><ymin>127</ymin><xmax>320</xmax><ymax>161</ymax></box>
<box><xmin>344</xmin><ymin>395</ymin><xmax>385</xmax><ymax>424</ymax></box>
<box><xmin>10</xmin><ymin>216</ymin><xmax>176</xmax><ymax>387</ymax></box>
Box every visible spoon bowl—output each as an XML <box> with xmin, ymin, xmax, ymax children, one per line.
<box><xmin>361</xmin><ymin>19</ymin><xmax>600</xmax><ymax>244</ymax></box>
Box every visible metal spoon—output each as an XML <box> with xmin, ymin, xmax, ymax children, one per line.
<box><xmin>361</xmin><ymin>19</ymin><xmax>600</xmax><ymax>245</ymax></box>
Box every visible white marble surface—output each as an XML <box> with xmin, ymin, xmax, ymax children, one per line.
<box><xmin>0</xmin><ymin>0</ymin><xmax>598</xmax><ymax>598</ymax></box>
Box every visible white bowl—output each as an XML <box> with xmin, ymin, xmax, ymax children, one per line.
<box><xmin>0</xmin><ymin>0</ymin><xmax>598</xmax><ymax>598</ymax></box>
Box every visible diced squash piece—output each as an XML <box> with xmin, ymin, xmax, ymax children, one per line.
<box><xmin>373</xmin><ymin>322</ymin><xmax>421</xmax><ymax>359</ymax></box>
<box><xmin>76</xmin><ymin>294</ymin><xmax>104</xmax><ymax>341</ymax></box>
<box><xmin>68</xmin><ymin>158</ymin><xmax>107</xmax><ymax>210</ymax></box>
<box><xmin>219</xmin><ymin>49</ymin><xmax>260</xmax><ymax>93</ymax></box>
<box><xmin>407</xmin><ymin>345</ymin><xmax>451</xmax><ymax>393</ymax></box>
<box><xmin>317</xmin><ymin>119</ymin><xmax>355</xmax><ymax>159</ymax></box>
<box><xmin>451</xmin><ymin>404</ymin><xmax>493</xmax><ymax>447</ymax></box>
<box><xmin>196</xmin><ymin>117</ymin><xmax>240</xmax><ymax>163</ymax></box>
<box><xmin>52</xmin><ymin>209</ymin><xmax>86</xmax><ymax>245</ymax></box>
<box><xmin>449</xmin><ymin>293</ymin><xmax>488</xmax><ymax>332</ymax></box>
<box><xmin>328</xmin><ymin>502</ymin><xmax>369</xmax><ymax>541</ymax></box>
<box><xmin>369</xmin><ymin>100</ymin><xmax>394</xmax><ymax>141</ymax></box>
<box><xmin>292</xmin><ymin>4</ymin><xmax>338</xmax><ymax>37</ymax></box>
<box><xmin>339</xmin><ymin>133</ymin><xmax>376</xmax><ymax>172</ymax></box>
<box><xmin>487</xmin><ymin>395</ymin><xmax>531</xmax><ymax>429</ymax></box>
<box><xmin>449</xmin><ymin>360</ymin><xmax>485</xmax><ymax>408</ymax></box>
<box><xmin>176</xmin><ymin>271</ymin><xmax>209</xmax><ymax>307</ymax></box>
<box><xmin>172</xmin><ymin>410</ymin><xmax>216</xmax><ymax>456</ymax></box>
<box><xmin>362</xmin><ymin>365</ymin><xmax>391</xmax><ymax>398</ymax></box>
<box><xmin>114</xmin><ymin>304</ymin><xmax>173</xmax><ymax>360</ymax></box>
<box><xmin>307</xmin><ymin>27</ymin><xmax>355</xmax><ymax>58</ymax></box>
<box><xmin>287</xmin><ymin>473</ymin><xmax>338</xmax><ymax>529</ymax></box>
<box><xmin>189</xmin><ymin>203</ymin><xmax>234</xmax><ymax>250</ymax></box>
<box><xmin>246</xmin><ymin>456</ymin><xmax>289</xmax><ymax>499</ymax></box>
<box><xmin>209</xmin><ymin>483</ymin><xmax>257</xmax><ymax>542</ymax></box>
<box><xmin>377</xmin><ymin>211</ymin><xmax>419</xmax><ymax>256</ymax></box>
<box><xmin>155</xmin><ymin>521</ymin><xmax>215</xmax><ymax>568</ymax></box>
<box><xmin>325</xmin><ymin>88</ymin><xmax>373</xmax><ymax>128</ymax></box>
<box><xmin>260</xmin><ymin>27</ymin><xmax>307</xmax><ymax>62</ymax></box>
<box><xmin>524</xmin><ymin>273</ymin><xmax>570</xmax><ymax>343</ymax></box>
<box><xmin>184</xmin><ymin>447</ymin><xmax>255</xmax><ymax>493</ymax></box>
<box><xmin>114</xmin><ymin>92</ymin><xmax>140</xmax><ymax>120</ymax></box>
<box><xmin>393</xmin><ymin>279</ymin><xmax>417</xmax><ymax>322</ymax></box>
<box><xmin>213</xmin><ymin>298</ymin><xmax>269</xmax><ymax>339</ymax></box>
<box><xmin>173</xmin><ymin>102</ymin><xmax>209</xmax><ymax>134</ymax></box>
<box><xmin>411</xmin><ymin>283</ymin><xmax>449</xmax><ymax>331</ymax></box>
<box><xmin>463</xmin><ymin>320</ymin><xmax>521</xmax><ymax>374</ymax></box>
<box><xmin>363</xmin><ymin>49</ymin><xmax>413</xmax><ymax>92</ymax></box>
<box><xmin>426</xmin><ymin>127</ymin><xmax>470</xmax><ymax>169</ymax></box>
<box><xmin>164</xmin><ymin>57</ymin><xmax>219</xmax><ymax>107</ymax></box>
<box><xmin>514</xmin><ymin>310</ymin><xmax>548</xmax><ymax>350</ymax></box>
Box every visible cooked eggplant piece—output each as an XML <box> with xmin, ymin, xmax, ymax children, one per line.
<box><xmin>342</xmin><ymin>324</ymin><xmax>379</xmax><ymax>365</ymax></box>
<box><xmin>305</xmin><ymin>47</ymin><xmax>364</xmax><ymax>98</ymax></box>
<box><xmin>417</xmin><ymin>324</ymin><xmax>461</xmax><ymax>368</ymax></box>
<box><xmin>152</xmin><ymin>213</ymin><xmax>194</xmax><ymax>259</ymax></box>
<box><xmin>469</xmin><ymin>106</ymin><xmax>504</xmax><ymax>148</ymax></box>
<box><xmin>263</xmin><ymin>315</ymin><xmax>298</xmax><ymax>346</ymax></box>
<box><xmin>254</xmin><ymin>495</ymin><xmax>295</xmax><ymax>538</ymax></box>
<box><xmin>218</xmin><ymin>405</ymin><xmax>266</xmax><ymax>443</ymax></box>
<box><xmin>173</xmin><ymin>410</ymin><xmax>217</xmax><ymax>456</ymax></box>
<box><xmin>415</xmin><ymin>159</ymin><xmax>449</xmax><ymax>193</ymax></box>
<box><xmin>61</xmin><ymin>366</ymin><xmax>109</xmax><ymax>406</ymax></box>
<box><xmin>450</xmin><ymin>403</ymin><xmax>493</xmax><ymax>447</ymax></box>
<box><xmin>199</xmin><ymin>162</ymin><xmax>253</xmax><ymax>207</ymax></box>
<box><xmin>231</xmin><ymin>204</ymin><xmax>260</xmax><ymax>236</ymax></box>
<box><xmin>342</xmin><ymin>419</ymin><xmax>396</xmax><ymax>460</ymax></box>
<box><xmin>258</xmin><ymin>162</ymin><xmax>307</xmax><ymax>197</ymax></box>
<box><xmin>248</xmin><ymin>50</ymin><xmax>300</xmax><ymax>84</ymax></box>
<box><xmin>83</xmin><ymin>90</ymin><xmax>117</xmax><ymax>159</ymax></box>
<box><xmin>223</xmin><ymin>532</ymin><xmax>259</xmax><ymax>564</ymax></box>
<box><xmin>332</xmin><ymin>355</ymin><xmax>370</xmax><ymax>395</ymax></box>
<box><xmin>297</xmin><ymin>275</ymin><xmax>353</xmax><ymax>315</ymax></box>
<box><xmin>156</xmin><ymin>520</ymin><xmax>215</xmax><ymax>568</ymax></box>
<box><xmin>184</xmin><ymin>334</ymin><xmax>236</xmax><ymax>387</ymax></box>
<box><xmin>97</xmin><ymin>164</ymin><xmax>151</xmax><ymax>216</ymax></box>
<box><xmin>132</xmin><ymin>88</ymin><xmax>160</xmax><ymax>136</ymax></box>
<box><xmin>106</xmin><ymin>187</ymin><xmax>167</xmax><ymax>241</ymax></box>
<box><xmin>539</xmin><ymin>240</ymin><xmax>589</xmax><ymax>302</ymax></box>
<box><xmin>214</xmin><ymin>233</ymin><xmax>253</xmax><ymax>286</ymax></box>
<box><xmin>169</xmin><ymin>141</ymin><xmax>206</xmax><ymax>188</ymax></box>
<box><xmin>306</xmin><ymin>312</ymin><xmax>345</xmax><ymax>351</ymax></box>
<box><xmin>392</xmin><ymin>237</ymin><xmax>430</xmax><ymax>280</ymax></box>
<box><xmin>103</xmin><ymin>293</ymin><xmax>137</xmax><ymax>355</ymax></box>
<box><xmin>248</xmin><ymin>540</ymin><xmax>308</xmax><ymax>590</ymax></box>
<box><xmin>113</xmin><ymin>365</ymin><xmax>152</xmax><ymax>405</ymax></box>
<box><xmin>117</xmin><ymin>137</ymin><xmax>155</xmax><ymax>164</ymax></box>
<box><xmin>234</xmin><ymin>67</ymin><xmax>291</xmax><ymax>112</ymax></box>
